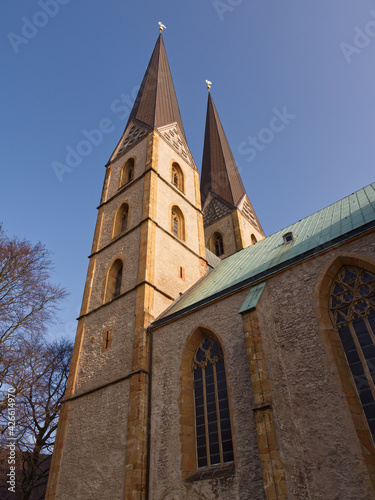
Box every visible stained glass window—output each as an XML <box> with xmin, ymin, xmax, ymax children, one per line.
<box><xmin>193</xmin><ymin>337</ymin><xmax>234</xmax><ymax>468</ymax></box>
<box><xmin>330</xmin><ymin>266</ymin><xmax>375</xmax><ymax>441</ymax></box>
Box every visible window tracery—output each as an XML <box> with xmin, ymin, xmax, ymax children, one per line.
<box><xmin>193</xmin><ymin>337</ymin><xmax>234</xmax><ymax>468</ymax></box>
<box><xmin>329</xmin><ymin>265</ymin><xmax>375</xmax><ymax>441</ymax></box>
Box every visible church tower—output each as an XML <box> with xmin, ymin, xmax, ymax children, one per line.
<box><xmin>200</xmin><ymin>92</ymin><xmax>264</xmax><ymax>258</ymax></box>
<box><xmin>46</xmin><ymin>33</ymin><xmax>206</xmax><ymax>500</ymax></box>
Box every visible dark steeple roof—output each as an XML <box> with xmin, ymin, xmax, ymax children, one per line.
<box><xmin>200</xmin><ymin>93</ymin><xmax>246</xmax><ymax>208</ymax></box>
<box><xmin>126</xmin><ymin>33</ymin><xmax>186</xmax><ymax>140</ymax></box>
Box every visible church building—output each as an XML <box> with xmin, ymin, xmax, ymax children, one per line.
<box><xmin>46</xmin><ymin>31</ymin><xmax>375</xmax><ymax>500</ymax></box>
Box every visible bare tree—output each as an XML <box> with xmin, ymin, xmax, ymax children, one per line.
<box><xmin>0</xmin><ymin>338</ymin><xmax>73</xmax><ymax>500</ymax></box>
<box><xmin>0</xmin><ymin>225</ymin><xmax>71</xmax><ymax>498</ymax></box>
<box><xmin>0</xmin><ymin>225</ymin><xmax>67</xmax><ymax>346</ymax></box>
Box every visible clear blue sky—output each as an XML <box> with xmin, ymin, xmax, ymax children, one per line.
<box><xmin>1</xmin><ymin>1</ymin><xmax>374</xmax><ymax>339</ymax></box>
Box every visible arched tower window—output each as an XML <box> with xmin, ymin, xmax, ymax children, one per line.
<box><xmin>212</xmin><ymin>232</ymin><xmax>224</xmax><ymax>257</ymax></box>
<box><xmin>112</xmin><ymin>204</ymin><xmax>129</xmax><ymax>238</ymax></box>
<box><xmin>171</xmin><ymin>162</ymin><xmax>184</xmax><ymax>192</ymax></box>
<box><xmin>193</xmin><ymin>337</ymin><xmax>234</xmax><ymax>468</ymax></box>
<box><xmin>171</xmin><ymin>206</ymin><xmax>185</xmax><ymax>240</ymax></box>
<box><xmin>120</xmin><ymin>158</ymin><xmax>135</xmax><ymax>188</ymax></box>
<box><xmin>329</xmin><ymin>266</ymin><xmax>375</xmax><ymax>441</ymax></box>
<box><xmin>105</xmin><ymin>259</ymin><xmax>123</xmax><ymax>302</ymax></box>
<box><xmin>251</xmin><ymin>234</ymin><xmax>257</xmax><ymax>245</ymax></box>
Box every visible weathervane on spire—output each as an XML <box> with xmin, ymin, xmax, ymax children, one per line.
<box><xmin>206</xmin><ymin>80</ymin><xmax>212</xmax><ymax>91</ymax></box>
<box><xmin>158</xmin><ymin>22</ymin><xmax>166</xmax><ymax>32</ymax></box>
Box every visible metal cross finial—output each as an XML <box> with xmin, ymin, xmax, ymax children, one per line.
<box><xmin>206</xmin><ymin>80</ymin><xmax>212</xmax><ymax>91</ymax></box>
<box><xmin>158</xmin><ymin>22</ymin><xmax>166</xmax><ymax>32</ymax></box>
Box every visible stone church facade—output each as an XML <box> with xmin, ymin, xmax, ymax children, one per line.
<box><xmin>46</xmin><ymin>33</ymin><xmax>375</xmax><ymax>499</ymax></box>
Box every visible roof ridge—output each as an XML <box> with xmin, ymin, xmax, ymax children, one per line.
<box><xmin>262</xmin><ymin>181</ymin><xmax>375</xmax><ymax>242</ymax></box>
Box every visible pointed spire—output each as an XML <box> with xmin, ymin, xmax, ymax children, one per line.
<box><xmin>126</xmin><ymin>33</ymin><xmax>186</xmax><ymax>140</ymax></box>
<box><xmin>200</xmin><ymin>93</ymin><xmax>246</xmax><ymax>208</ymax></box>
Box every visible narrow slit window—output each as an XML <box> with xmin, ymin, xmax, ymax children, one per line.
<box><xmin>102</xmin><ymin>328</ymin><xmax>113</xmax><ymax>351</ymax></box>
<box><xmin>179</xmin><ymin>266</ymin><xmax>185</xmax><ymax>280</ymax></box>
<box><xmin>193</xmin><ymin>337</ymin><xmax>234</xmax><ymax>468</ymax></box>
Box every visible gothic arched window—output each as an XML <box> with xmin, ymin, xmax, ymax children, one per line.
<box><xmin>112</xmin><ymin>203</ymin><xmax>129</xmax><ymax>238</ymax></box>
<box><xmin>330</xmin><ymin>266</ymin><xmax>375</xmax><ymax>441</ymax></box>
<box><xmin>251</xmin><ymin>234</ymin><xmax>257</xmax><ymax>245</ymax></box>
<box><xmin>120</xmin><ymin>158</ymin><xmax>135</xmax><ymax>188</ymax></box>
<box><xmin>171</xmin><ymin>206</ymin><xmax>185</xmax><ymax>240</ymax></box>
<box><xmin>212</xmin><ymin>232</ymin><xmax>224</xmax><ymax>257</ymax></box>
<box><xmin>171</xmin><ymin>162</ymin><xmax>184</xmax><ymax>192</ymax></box>
<box><xmin>193</xmin><ymin>337</ymin><xmax>234</xmax><ymax>468</ymax></box>
<box><xmin>105</xmin><ymin>259</ymin><xmax>123</xmax><ymax>302</ymax></box>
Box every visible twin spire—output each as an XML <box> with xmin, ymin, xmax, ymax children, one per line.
<box><xmin>117</xmin><ymin>32</ymin><xmax>248</xmax><ymax>213</ymax></box>
<box><xmin>200</xmin><ymin>93</ymin><xmax>246</xmax><ymax>208</ymax></box>
<box><xmin>126</xmin><ymin>34</ymin><xmax>186</xmax><ymax>141</ymax></box>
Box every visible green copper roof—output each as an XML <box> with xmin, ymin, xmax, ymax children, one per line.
<box><xmin>154</xmin><ymin>182</ymin><xmax>375</xmax><ymax>325</ymax></box>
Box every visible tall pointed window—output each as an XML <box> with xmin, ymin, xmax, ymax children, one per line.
<box><xmin>193</xmin><ymin>337</ymin><xmax>234</xmax><ymax>468</ymax></box>
<box><xmin>171</xmin><ymin>206</ymin><xmax>185</xmax><ymax>240</ymax></box>
<box><xmin>212</xmin><ymin>232</ymin><xmax>224</xmax><ymax>257</ymax></box>
<box><xmin>119</xmin><ymin>158</ymin><xmax>135</xmax><ymax>188</ymax></box>
<box><xmin>112</xmin><ymin>204</ymin><xmax>129</xmax><ymax>238</ymax></box>
<box><xmin>330</xmin><ymin>266</ymin><xmax>375</xmax><ymax>441</ymax></box>
<box><xmin>171</xmin><ymin>162</ymin><xmax>184</xmax><ymax>192</ymax></box>
<box><xmin>104</xmin><ymin>259</ymin><xmax>123</xmax><ymax>302</ymax></box>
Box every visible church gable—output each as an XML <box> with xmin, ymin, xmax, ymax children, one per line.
<box><xmin>157</xmin><ymin>123</ymin><xmax>195</xmax><ymax>167</ymax></box>
<box><xmin>202</xmin><ymin>192</ymin><xmax>234</xmax><ymax>226</ymax></box>
<box><xmin>237</xmin><ymin>193</ymin><xmax>264</xmax><ymax>235</ymax></box>
<box><xmin>111</xmin><ymin>119</ymin><xmax>150</xmax><ymax>161</ymax></box>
